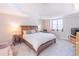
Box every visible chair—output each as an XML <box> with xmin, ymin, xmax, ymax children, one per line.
<box><xmin>0</xmin><ymin>41</ymin><xmax>13</xmax><ymax>56</ymax></box>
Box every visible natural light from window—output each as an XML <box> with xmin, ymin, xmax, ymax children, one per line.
<box><xmin>50</xmin><ymin>19</ymin><xmax>63</xmax><ymax>31</ymax></box>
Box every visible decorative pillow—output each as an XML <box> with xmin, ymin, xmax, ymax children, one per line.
<box><xmin>23</xmin><ymin>30</ymin><xmax>36</xmax><ymax>34</ymax></box>
<box><xmin>26</xmin><ymin>30</ymin><xmax>32</xmax><ymax>34</ymax></box>
<box><xmin>31</xmin><ymin>30</ymin><xmax>36</xmax><ymax>33</ymax></box>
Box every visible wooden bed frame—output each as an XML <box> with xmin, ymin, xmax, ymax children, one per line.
<box><xmin>20</xmin><ymin>25</ymin><xmax>56</xmax><ymax>56</ymax></box>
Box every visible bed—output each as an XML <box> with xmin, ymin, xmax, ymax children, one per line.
<box><xmin>21</xmin><ymin>25</ymin><xmax>56</xmax><ymax>55</ymax></box>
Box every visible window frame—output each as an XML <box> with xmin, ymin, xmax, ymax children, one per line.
<box><xmin>50</xmin><ymin>19</ymin><xmax>63</xmax><ymax>31</ymax></box>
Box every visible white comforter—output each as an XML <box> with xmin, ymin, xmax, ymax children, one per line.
<box><xmin>23</xmin><ymin>32</ymin><xmax>56</xmax><ymax>51</ymax></box>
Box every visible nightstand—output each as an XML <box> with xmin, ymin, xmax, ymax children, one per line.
<box><xmin>12</xmin><ymin>34</ymin><xmax>23</xmax><ymax>45</ymax></box>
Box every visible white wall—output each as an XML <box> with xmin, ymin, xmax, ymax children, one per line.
<box><xmin>54</xmin><ymin>12</ymin><xmax>79</xmax><ymax>40</ymax></box>
<box><xmin>62</xmin><ymin>12</ymin><xmax>79</xmax><ymax>39</ymax></box>
<box><xmin>0</xmin><ymin>14</ymin><xmax>13</xmax><ymax>42</ymax></box>
<box><xmin>0</xmin><ymin>14</ymin><xmax>40</xmax><ymax>42</ymax></box>
<box><xmin>22</xmin><ymin>18</ymin><xmax>40</xmax><ymax>26</ymax></box>
<box><xmin>40</xmin><ymin>12</ymin><xmax>79</xmax><ymax>40</ymax></box>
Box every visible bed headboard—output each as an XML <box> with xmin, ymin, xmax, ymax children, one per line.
<box><xmin>20</xmin><ymin>25</ymin><xmax>38</xmax><ymax>35</ymax></box>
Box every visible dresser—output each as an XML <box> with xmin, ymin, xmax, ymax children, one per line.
<box><xmin>69</xmin><ymin>35</ymin><xmax>76</xmax><ymax>45</ymax></box>
<box><xmin>76</xmin><ymin>32</ymin><xmax>79</xmax><ymax>56</ymax></box>
<box><xmin>69</xmin><ymin>32</ymin><xmax>79</xmax><ymax>56</ymax></box>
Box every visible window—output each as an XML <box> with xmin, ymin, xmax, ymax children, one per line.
<box><xmin>50</xmin><ymin>19</ymin><xmax>63</xmax><ymax>31</ymax></box>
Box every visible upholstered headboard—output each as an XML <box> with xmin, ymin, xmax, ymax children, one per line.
<box><xmin>20</xmin><ymin>25</ymin><xmax>38</xmax><ymax>35</ymax></box>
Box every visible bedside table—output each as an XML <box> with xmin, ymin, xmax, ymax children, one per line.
<box><xmin>12</xmin><ymin>35</ymin><xmax>23</xmax><ymax>45</ymax></box>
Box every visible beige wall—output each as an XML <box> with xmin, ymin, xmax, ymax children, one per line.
<box><xmin>0</xmin><ymin>14</ymin><xmax>24</xmax><ymax>42</ymax></box>
<box><xmin>41</xmin><ymin>20</ymin><xmax>50</xmax><ymax>32</ymax></box>
<box><xmin>0</xmin><ymin>13</ymin><xmax>40</xmax><ymax>42</ymax></box>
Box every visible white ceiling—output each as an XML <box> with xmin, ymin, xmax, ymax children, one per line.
<box><xmin>39</xmin><ymin>3</ymin><xmax>75</xmax><ymax>19</ymax></box>
<box><xmin>0</xmin><ymin>3</ymin><xmax>76</xmax><ymax>19</ymax></box>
